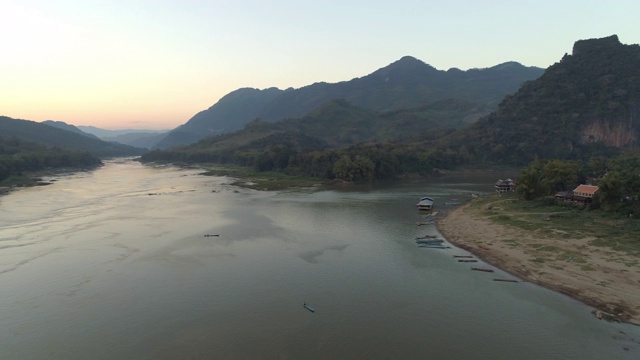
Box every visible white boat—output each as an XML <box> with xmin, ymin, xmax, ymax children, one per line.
<box><xmin>416</xmin><ymin>197</ymin><xmax>434</xmax><ymax>210</ymax></box>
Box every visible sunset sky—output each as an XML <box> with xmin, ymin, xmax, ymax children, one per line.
<box><xmin>2</xmin><ymin>0</ymin><xmax>639</xmax><ymax>130</ymax></box>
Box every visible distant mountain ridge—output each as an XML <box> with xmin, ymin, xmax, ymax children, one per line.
<box><xmin>78</xmin><ymin>125</ymin><xmax>168</xmax><ymax>139</ymax></box>
<box><xmin>1</xmin><ymin>116</ymin><xmax>146</xmax><ymax>157</ymax></box>
<box><xmin>43</xmin><ymin>120</ymin><xmax>101</xmax><ymax>140</ymax></box>
<box><xmin>155</xmin><ymin>87</ymin><xmax>283</xmax><ymax>148</ymax></box>
<box><xmin>155</xmin><ymin>56</ymin><xmax>543</xmax><ymax>148</ymax></box>
<box><xmin>77</xmin><ymin>125</ymin><xmax>169</xmax><ymax>149</ymax></box>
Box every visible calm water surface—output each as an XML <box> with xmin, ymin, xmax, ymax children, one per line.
<box><xmin>0</xmin><ymin>159</ymin><xmax>638</xmax><ymax>359</ymax></box>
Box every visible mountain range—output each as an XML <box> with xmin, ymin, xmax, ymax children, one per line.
<box><xmin>143</xmin><ymin>35</ymin><xmax>640</xmax><ymax>178</ymax></box>
<box><xmin>155</xmin><ymin>57</ymin><xmax>543</xmax><ymax>149</ymax></box>
<box><xmin>8</xmin><ymin>35</ymin><xmax>636</xmax><ymax>180</ymax></box>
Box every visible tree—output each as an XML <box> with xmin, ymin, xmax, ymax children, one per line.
<box><xmin>517</xmin><ymin>160</ymin><xmax>545</xmax><ymax>200</ymax></box>
<box><xmin>351</xmin><ymin>155</ymin><xmax>375</xmax><ymax>181</ymax></box>
<box><xmin>332</xmin><ymin>155</ymin><xmax>353</xmax><ymax>181</ymax></box>
<box><xmin>541</xmin><ymin>159</ymin><xmax>581</xmax><ymax>193</ymax></box>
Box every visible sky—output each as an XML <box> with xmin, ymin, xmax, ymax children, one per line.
<box><xmin>1</xmin><ymin>0</ymin><xmax>639</xmax><ymax>130</ymax></box>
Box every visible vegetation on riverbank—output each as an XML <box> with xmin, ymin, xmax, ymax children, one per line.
<box><xmin>466</xmin><ymin>193</ymin><xmax>640</xmax><ymax>257</ymax></box>
<box><xmin>514</xmin><ymin>152</ymin><xmax>640</xmax><ymax>217</ymax></box>
<box><xmin>1</xmin><ymin>137</ymin><xmax>102</xmax><ymax>185</ymax></box>
<box><xmin>198</xmin><ymin>163</ymin><xmax>325</xmax><ymax>191</ymax></box>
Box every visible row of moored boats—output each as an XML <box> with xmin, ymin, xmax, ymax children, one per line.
<box><xmin>414</xmin><ymin>196</ymin><xmax>513</xmax><ymax>278</ymax></box>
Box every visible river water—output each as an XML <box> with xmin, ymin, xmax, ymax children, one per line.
<box><xmin>0</xmin><ymin>159</ymin><xmax>638</xmax><ymax>359</ymax></box>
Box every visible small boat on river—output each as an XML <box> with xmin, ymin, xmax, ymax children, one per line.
<box><xmin>471</xmin><ymin>267</ymin><xmax>494</xmax><ymax>273</ymax></box>
<box><xmin>303</xmin><ymin>302</ymin><xmax>316</xmax><ymax>313</ymax></box>
<box><xmin>458</xmin><ymin>259</ymin><xmax>478</xmax><ymax>263</ymax></box>
<box><xmin>453</xmin><ymin>255</ymin><xmax>474</xmax><ymax>258</ymax></box>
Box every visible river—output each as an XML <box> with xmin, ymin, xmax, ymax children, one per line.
<box><xmin>0</xmin><ymin>159</ymin><xmax>638</xmax><ymax>359</ymax></box>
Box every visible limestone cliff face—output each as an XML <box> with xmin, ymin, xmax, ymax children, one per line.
<box><xmin>572</xmin><ymin>35</ymin><xmax>622</xmax><ymax>57</ymax></box>
<box><xmin>581</xmin><ymin>119</ymin><xmax>637</xmax><ymax>147</ymax></box>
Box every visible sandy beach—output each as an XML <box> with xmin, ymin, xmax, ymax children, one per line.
<box><xmin>437</xmin><ymin>203</ymin><xmax>640</xmax><ymax>325</ymax></box>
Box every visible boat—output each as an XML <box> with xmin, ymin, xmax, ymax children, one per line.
<box><xmin>418</xmin><ymin>244</ymin><xmax>450</xmax><ymax>249</ymax></box>
<box><xmin>493</xmin><ymin>279</ymin><xmax>519</xmax><ymax>283</ymax></box>
<box><xmin>415</xmin><ymin>235</ymin><xmax>438</xmax><ymax>239</ymax></box>
<box><xmin>415</xmin><ymin>238</ymin><xmax>444</xmax><ymax>244</ymax></box>
<box><xmin>416</xmin><ymin>197</ymin><xmax>434</xmax><ymax>211</ymax></box>
<box><xmin>303</xmin><ymin>302</ymin><xmax>316</xmax><ymax>313</ymax></box>
<box><xmin>471</xmin><ymin>267</ymin><xmax>494</xmax><ymax>273</ymax></box>
<box><xmin>458</xmin><ymin>259</ymin><xmax>478</xmax><ymax>263</ymax></box>
<box><xmin>453</xmin><ymin>255</ymin><xmax>474</xmax><ymax>258</ymax></box>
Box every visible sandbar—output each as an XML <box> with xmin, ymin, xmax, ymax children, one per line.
<box><xmin>437</xmin><ymin>203</ymin><xmax>640</xmax><ymax>325</ymax></box>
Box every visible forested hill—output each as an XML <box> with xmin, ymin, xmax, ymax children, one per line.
<box><xmin>155</xmin><ymin>57</ymin><xmax>543</xmax><ymax>149</ymax></box>
<box><xmin>0</xmin><ymin>116</ymin><xmax>146</xmax><ymax>158</ymax></box>
<box><xmin>0</xmin><ymin>136</ymin><xmax>101</xmax><ymax>183</ymax></box>
<box><xmin>141</xmin><ymin>98</ymin><xmax>488</xmax><ymax>165</ymax></box>
<box><xmin>439</xmin><ymin>35</ymin><xmax>640</xmax><ymax>165</ymax></box>
<box><xmin>155</xmin><ymin>87</ymin><xmax>284</xmax><ymax>149</ymax></box>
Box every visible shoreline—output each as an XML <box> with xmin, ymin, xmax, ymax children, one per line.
<box><xmin>436</xmin><ymin>204</ymin><xmax>640</xmax><ymax>326</ymax></box>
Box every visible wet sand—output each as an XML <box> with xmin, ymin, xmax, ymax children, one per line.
<box><xmin>437</xmin><ymin>204</ymin><xmax>640</xmax><ymax>325</ymax></box>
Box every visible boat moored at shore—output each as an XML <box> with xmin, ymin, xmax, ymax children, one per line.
<box><xmin>416</xmin><ymin>197</ymin><xmax>434</xmax><ymax>211</ymax></box>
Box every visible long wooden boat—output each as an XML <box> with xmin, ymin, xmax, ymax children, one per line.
<box><xmin>458</xmin><ymin>259</ymin><xmax>478</xmax><ymax>263</ymax></box>
<box><xmin>303</xmin><ymin>302</ymin><xmax>316</xmax><ymax>313</ymax></box>
<box><xmin>415</xmin><ymin>238</ymin><xmax>444</xmax><ymax>244</ymax></box>
<box><xmin>453</xmin><ymin>255</ymin><xmax>474</xmax><ymax>258</ymax></box>
<box><xmin>493</xmin><ymin>279</ymin><xmax>519</xmax><ymax>283</ymax></box>
<box><xmin>415</xmin><ymin>235</ymin><xmax>438</xmax><ymax>239</ymax></box>
<box><xmin>471</xmin><ymin>267</ymin><xmax>494</xmax><ymax>273</ymax></box>
<box><xmin>418</xmin><ymin>244</ymin><xmax>450</xmax><ymax>249</ymax></box>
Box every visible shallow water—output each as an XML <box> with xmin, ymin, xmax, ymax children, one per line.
<box><xmin>1</xmin><ymin>159</ymin><xmax>638</xmax><ymax>359</ymax></box>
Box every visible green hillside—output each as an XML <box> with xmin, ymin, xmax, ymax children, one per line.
<box><xmin>141</xmin><ymin>98</ymin><xmax>482</xmax><ymax>178</ymax></box>
<box><xmin>440</xmin><ymin>35</ymin><xmax>640</xmax><ymax>165</ymax></box>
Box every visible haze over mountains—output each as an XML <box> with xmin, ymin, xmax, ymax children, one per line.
<box><xmin>77</xmin><ymin>126</ymin><xmax>169</xmax><ymax>149</ymax></box>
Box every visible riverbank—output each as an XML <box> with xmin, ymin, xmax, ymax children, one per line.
<box><xmin>437</xmin><ymin>197</ymin><xmax>640</xmax><ymax>325</ymax></box>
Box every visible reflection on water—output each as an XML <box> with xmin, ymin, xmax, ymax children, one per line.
<box><xmin>0</xmin><ymin>160</ymin><xmax>638</xmax><ymax>359</ymax></box>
